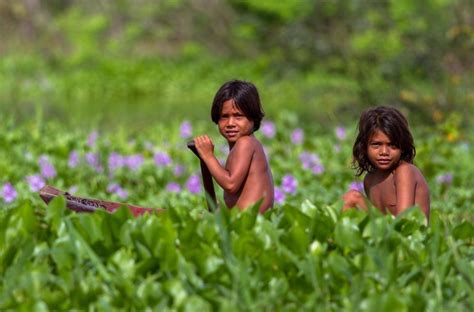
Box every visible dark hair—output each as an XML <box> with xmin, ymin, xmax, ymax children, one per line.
<box><xmin>352</xmin><ymin>106</ymin><xmax>416</xmax><ymax>176</ymax></box>
<box><xmin>211</xmin><ymin>80</ymin><xmax>264</xmax><ymax>131</ymax></box>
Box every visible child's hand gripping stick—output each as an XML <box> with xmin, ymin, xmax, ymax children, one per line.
<box><xmin>187</xmin><ymin>140</ymin><xmax>217</xmax><ymax>211</ymax></box>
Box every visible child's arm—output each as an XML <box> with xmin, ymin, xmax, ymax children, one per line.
<box><xmin>342</xmin><ymin>190</ymin><xmax>368</xmax><ymax>211</ymax></box>
<box><xmin>393</xmin><ymin>164</ymin><xmax>417</xmax><ymax>215</ymax></box>
<box><xmin>194</xmin><ymin>135</ymin><xmax>253</xmax><ymax>194</ymax></box>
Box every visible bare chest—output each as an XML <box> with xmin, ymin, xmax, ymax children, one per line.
<box><xmin>367</xmin><ymin>175</ymin><xmax>397</xmax><ymax>215</ymax></box>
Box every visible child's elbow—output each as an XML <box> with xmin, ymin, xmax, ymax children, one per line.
<box><xmin>224</xmin><ymin>182</ymin><xmax>240</xmax><ymax>194</ymax></box>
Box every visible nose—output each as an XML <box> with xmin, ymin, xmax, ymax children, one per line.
<box><xmin>380</xmin><ymin>145</ymin><xmax>389</xmax><ymax>155</ymax></box>
<box><xmin>227</xmin><ymin>117</ymin><xmax>236</xmax><ymax>127</ymax></box>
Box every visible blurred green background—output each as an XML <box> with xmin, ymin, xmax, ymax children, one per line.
<box><xmin>0</xmin><ymin>0</ymin><xmax>472</xmax><ymax>132</ymax></box>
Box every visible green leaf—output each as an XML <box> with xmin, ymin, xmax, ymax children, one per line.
<box><xmin>335</xmin><ymin>218</ymin><xmax>364</xmax><ymax>251</ymax></box>
<box><xmin>452</xmin><ymin>221</ymin><xmax>474</xmax><ymax>240</ymax></box>
<box><xmin>328</xmin><ymin>252</ymin><xmax>352</xmax><ymax>280</ymax></box>
<box><xmin>181</xmin><ymin>295</ymin><xmax>212</xmax><ymax>312</ymax></box>
<box><xmin>17</xmin><ymin>201</ymin><xmax>38</xmax><ymax>233</ymax></box>
<box><xmin>234</xmin><ymin>201</ymin><xmax>260</xmax><ymax>233</ymax></box>
<box><xmin>44</xmin><ymin>196</ymin><xmax>66</xmax><ymax>232</ymax></box>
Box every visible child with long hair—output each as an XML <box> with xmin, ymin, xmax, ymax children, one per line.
<box><xmin>342</xmin><ymin>106</ymin><xmax>430</xmax><ymax>219</ymax></box>
<box><xmin>193</xmin><ymin>80</ymin><xmax>274</xmax><ymax>213</ymax></box>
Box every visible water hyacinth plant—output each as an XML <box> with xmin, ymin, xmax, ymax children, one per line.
<box><xmin>180</xmin><ymin>121</ymin><xmax>193</xmax><ymax>139</ymax></box>
<box><xmin>185</xmin><ymin>174</ymin><xmax>201</xmax><ymax>194</ymax></box>
<box><xmin>26</xmin><ymin>174</ymin><xmax>46</xmax><ymax>192</ymax></box>
<box><xmin>154</xmin><ymin>151</ymin><xmax>172</xmax><ymax>167</ymax></box>
<box><xmin>39</xmin><ymin>155</ymin><xmax>57</xmax><ymax>179</ymax></box>
<box><xmin>1</xmin><ymin>182</ymin><xmax>17</xmax><ymax>203</ymax></box>
<box><xmin>261</xmin><ymin>120</ymin><xmax>276</xmax><ymax>138</ymax></box>
<box><xmin>335</xmin><ymin>126</ymin><xmax>347</xmax><ymax>140</ymax></box>
<box><xmin>281</xmin><ymin>174</ymin><xmax>298</xmax><ymax>195</ymax></box>
<box><xmin>0</xmin><ymin>117</ymin><xmax>471</xmax><ymax>311</ymax></box>
<box><xmin>291</xmin><ymin>128</ymin><xmax>304</xmax><ymax>145</ymax></box>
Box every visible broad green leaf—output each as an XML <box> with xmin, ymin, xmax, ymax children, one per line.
<box><xmin>452</xmin><ymin>221</ymin><xmax>474</xmax><ymax>240</ymax></box>
<box><xmin>181</xmin><ymin>295</ymin><xmax>212</xmax><ymax>312</ymax></box>
<box><xmin>335</xmin><ymin>218</ymin><xmax>364</xmax><ymax>251</ymax></box>
<box><xmin>327</xmin><ymin>252</ymin><xmax>352</xmax><ymax>280</ymax></box>
<box><xmin>44</xmin><ymin>196</ymin><xmax>66</xmax><ymax>232</ymax></box>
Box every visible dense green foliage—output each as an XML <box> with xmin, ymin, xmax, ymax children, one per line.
<box><xmin>0</xmin><ymin>1</ymin><xmax>473</xmax><ymax>310</ymax></box>
<box><xmin>0</xmin><ymin>0</ymin><xmax>472</xmax><ymax>129</ymax></box>
<box><xmin>0</xmin><ymin>117</ymin><xmax>473</xmax><ymax>310</ymax></box>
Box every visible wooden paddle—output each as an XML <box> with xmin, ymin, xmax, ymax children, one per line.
<box><xmin>39</xmin><ymin>185</ymin><xmax>162</xmax><ymax>217</ymax></box>
<box><xmin>187</xmin><ymin>140</ymin><xmax>217</xmax><ymax>211</ymax></box>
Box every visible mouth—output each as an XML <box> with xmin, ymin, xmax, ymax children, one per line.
<box><xmin>225</xmin><ymin>131</ymin><xmax>239</xmax><ymax>138</ymax></box>
<box><xmin>376</xmin><ymin>159</ymin><xmax>391</xmax><ymax>165</ymax></box>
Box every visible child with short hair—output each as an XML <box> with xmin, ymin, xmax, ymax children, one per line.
<box><xmin>342</xmin><ymin>106</ymin><xmax>430</xmax><ymax>219</ymax></box>
<box><xmin>194</xmin><ymin>80</ymin><xmax>274</xmax><ymax>213</ymax></box>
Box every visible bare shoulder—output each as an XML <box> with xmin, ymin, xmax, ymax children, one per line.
<box><xmin>393</xmin><ymin>162</ymin><xmax>424</xmax><ymax>181</ymax></box>
<box><xmin>234</xmin><ymin>135</ymin><xmax>259</xmax><ymax>150</ymax></box>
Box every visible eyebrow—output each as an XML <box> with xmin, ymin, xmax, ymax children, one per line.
<box><xmin>369</xmin><ymin>139</ymin><xmax>392</xmax><ymax>144</ymax></box>
<box><xmin>221</xmin><ymin>111</ymin><xmax>245</xmax><ymax>116</ymax></box>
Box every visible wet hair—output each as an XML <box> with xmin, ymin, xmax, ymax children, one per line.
<box><xmin>352</xmin><ymin>106</ymin><xmax>416</xmax><ymax>176</ymax></box>
<box><xmin>211</xmin><ymin>80</ymin><xmax>265</xmax><ymax>131</ymax></box>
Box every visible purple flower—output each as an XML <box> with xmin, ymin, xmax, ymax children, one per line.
<box><xmin>291</xmin><ymin>128</ymin><xmax>304</xmax><ymax>145</ymax></box>
<box><xmin>274</xmin><ymin>187</ymin><xmax>285</xmax><ymax>205</ymax></box>
<box><xmin>107</xmin><ymin>183</ymin><xmax>121</xmax><ymax>193</ymax></box>
<box><xmin>299</xmin><ymin>151</ymin><xmax>320</xmax><ymax>168</ymax></box>
<box><xmin>107</xmin><ymin>183</ymin><xmax>128</xmax><ymax>199</ymax></box>
<box><xmin>186</xmin><ymin>174</ymin><xmax>201</xmax><ymax>194</ymax></box>
<box><xmin>335</xmin><ymin>126</ymin><xmax>346</xmax><ymax>140</ymax></box>
<box><xmin>2</xmin><ymin>183</ymin><xmax>17</xmax><ymax>203</ymax></box>
<box><xmin>334</xmin><ymin>144</ymin><xmax>341</xmax><ymax>153</ymax></box>
<box><xmin>68</xmin><ymin>151</ymin><xmax>80</xmax><ymax>168</ymax></box>
<box><xmin>85</xmin><ymin>152</ymin><xmax>103</xmax><ymax>173</ymax></box>
<box><xmin>436</xmin><ymin>173</ymin><xmax>453</xmax><ymax>185</ymax></box>
<box><xmin>125</xmin><ymin>154</ymin><xmax>144</xmax><ymax>171</ymax></box>
<box><xmin>173</xmin><ymin>164</ymin><xmax>185</xmax><ymax>177</ymax></box>
<box><xmin>180</xmin><ymin>121</ymin><xmax>193</xmax><ymax>139</ymax></box>
<box><xmin>108</xmin><ymin>152</ymin><xmax>124</xmax><ymax>172</ymax></box>
<box><xmin>312</xmin><ymin>164</ymin><xmax>325</xmax><ymax>175</ymax></box>
<box><xmin>116</xmin><ymin>188</ymin><xmax>128</xmax><ymax>200</ymax></box>
<box><xmin>261</xmin><ymin>121</ymin><xmax>276</xmax><ymax>138</ymax></box>
<box><xmin>349</xmin><ymin>181</ymin><xmax>364</xmax><ymax>193</ymax></box>
<box><xmin>26</xmin><ymin>174</ymin><xmax>46</xmax><ymax>192</ymax></box>
<box><xmin>299</xmin><ymin>151</ymin><xmax>325</xmax><ymax>175</ymax></box>
<box><xmin>166</xmin><ymin>182</ymin><xmax>182</xmax><ymax>193</ymax></box>
<box><xmin>281</xmin><ymin>175</ymin><xmax>298</xmax><ymax>194</ymax></box>
<box><xmin>154</xmin><ymin>152</ymin><xmax>171</xmax><ymax>167</ymax></box>
<box><xmin>39</xmin><ymin>156</ymin><xmax>56</xmax><ymax>179</ymax></box>
<box><xmin>87</xmin><ymin>131</ymin><xmax>98</xmax><ymax>147</ymax></box>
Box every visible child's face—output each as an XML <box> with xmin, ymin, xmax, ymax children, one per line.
<box><xmin>367</xmin><ymin>129</ymin><xmax>401</xmax><ymax>171</ymax></box>
<box><xmin>218</xmin><ymin>100</ymin><xmax>254</xmax><ymax>144</ymax></box>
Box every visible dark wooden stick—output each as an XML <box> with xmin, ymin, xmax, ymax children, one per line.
<box><xmin>187</xmin><ymin>140</ymin><xmax>217</xmax><ymax>211</ymax></box>
<box><xmin>39</xmin><ymin>185</ymin><xmax>163</xmax><ymax>217</ymax></box>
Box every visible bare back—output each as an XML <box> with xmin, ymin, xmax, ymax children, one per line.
<box><xmin>224</xmin><ymin>136</ymin><xmax>274</xmax><ymax>212</ymax></box>
<box><xmin>364</xmin><ymin>162</ymin><xmax>430</xmax><ymax>217</ymax></box>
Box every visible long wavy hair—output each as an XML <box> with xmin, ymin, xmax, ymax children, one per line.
<box><xmin>352</xmin><ymin>106</ymin><xmax>416</xmax><ymax>176</ymax></box>
<box><xmin>211</xmin><ymin>80</ymin><xmax>264</xmax><ymax>131</ymax></box>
